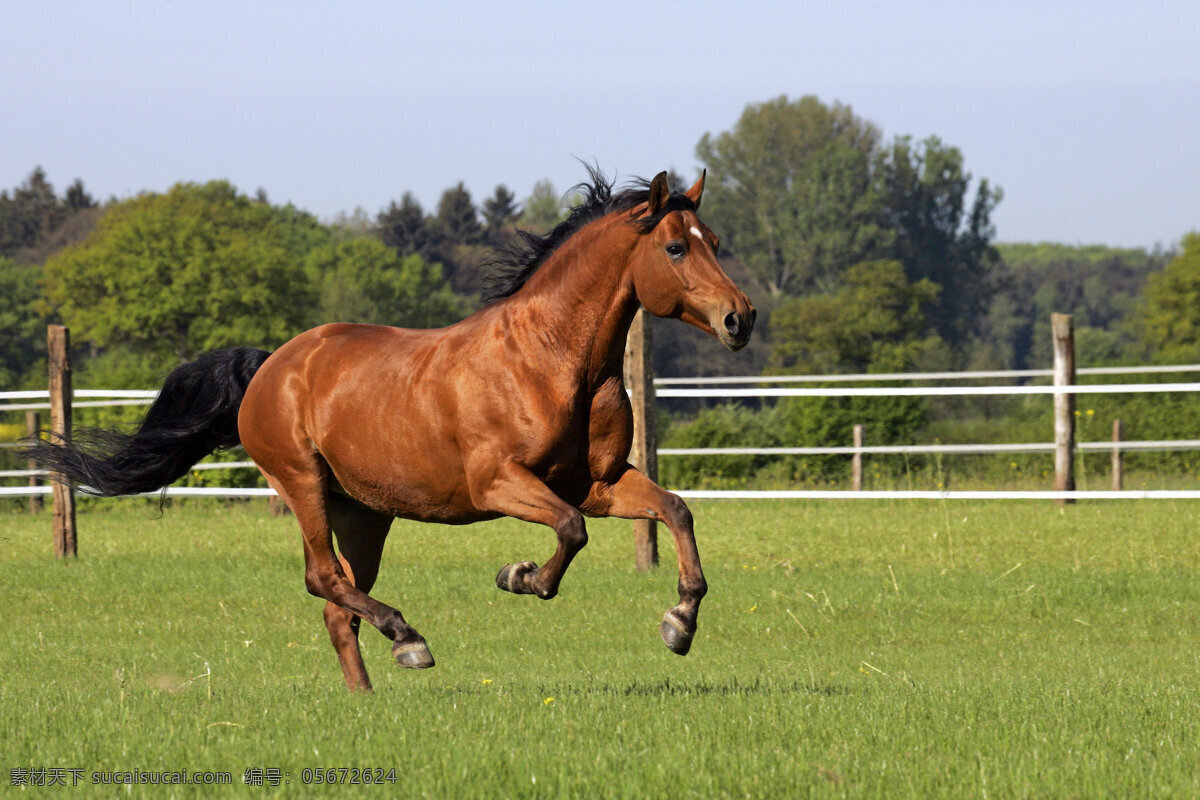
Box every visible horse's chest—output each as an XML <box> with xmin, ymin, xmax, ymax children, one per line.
<box><xmin>542</xmin><ymin>388</ymin><xmax>631</xmax><ymax>478</ymax></box>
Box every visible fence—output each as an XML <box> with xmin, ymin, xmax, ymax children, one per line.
<box><xmin>6</xmin><ymin>319</ymin><xmax>1200</xmax><ymax>560</ymax></box>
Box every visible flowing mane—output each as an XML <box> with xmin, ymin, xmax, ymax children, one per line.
<box><xmin>480</xmin><ymin>166</ymin><xmax>698</xmax><ymax>303</ymax></box>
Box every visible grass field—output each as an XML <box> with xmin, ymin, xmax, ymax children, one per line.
<box><xmin>1</xmin><ymin>499</ymin><xmax>1197</xmax><ymax>798</ymax></box>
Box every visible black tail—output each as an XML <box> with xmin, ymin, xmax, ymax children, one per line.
<box><xmin>22</xmin><ymin>347</ymin><xmax>271</xmax><ymax>496</ymax></box>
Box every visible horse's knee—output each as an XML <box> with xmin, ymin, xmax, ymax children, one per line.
<box><xmin>305</xmin><ymin>565</ymin><xmax>345</xmax><ymax>601</ymax></box>
<box><xmin>556</xmin><ymin>511</ymin><xmax>588</xmax><ymax>551</ymax></box>
<box><xmin>304</xmin><ymin>568</ymin><xmax>325</xmax><ymax>598</ymax></box>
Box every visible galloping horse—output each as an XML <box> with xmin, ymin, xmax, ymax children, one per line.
<box><xmin>28</xmin><ymin>168</ymin><xmax>756</xmax><ymax>690</ymax></box>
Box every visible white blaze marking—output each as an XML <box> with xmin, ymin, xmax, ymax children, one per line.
<box><xmin>689</xmin><ymin>225</ymin><xmax>704</xmax><ymax>241</ymax></box>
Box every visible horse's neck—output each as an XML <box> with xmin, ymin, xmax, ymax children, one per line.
<box><xmin>504</xmin><ymin>219</ymin><xmax>640</xmax><ymax>387</ymax></box>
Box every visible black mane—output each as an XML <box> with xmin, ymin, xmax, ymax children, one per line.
<box><xmin>479</xmin><ymin>165</ymin><xmax>697</xmax><ymax>304</ymax></box>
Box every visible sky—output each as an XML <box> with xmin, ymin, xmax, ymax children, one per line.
<box><xmin>3</xmin><ymin>1</ymin><xmax>1198</xmax><ymax>249</ymax></box>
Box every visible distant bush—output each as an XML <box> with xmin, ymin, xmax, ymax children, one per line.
<box><xmin>660</xmin><ymin>404</ymin><xmax>784</xmax><ymax>489</ymax></box>
<box><xmin>660</xmin><ymin>390</ymin><xmax>927</xmax><ymax>489</ymax></box>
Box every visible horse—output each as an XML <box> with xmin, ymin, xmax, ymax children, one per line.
<box><xmin>26</xmin><ymin>168</ymin><xmax>756</xmax><ymax>690</ymax></box>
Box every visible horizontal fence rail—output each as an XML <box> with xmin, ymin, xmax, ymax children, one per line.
<box><xmin>15</xmin><ymin>381</ymin><xmax>1199</xmax><ymax>409</ymax></box>
<box><xmin>5</xmin><ymin>485</ymin><xmax>1200</xmax><ymax>502</ymax></box>
<box><xmin>5</xmin><ymin>361</ymin><xmax>1200</xmax><ymax>503</ymax></box>
<box><xmin>656</xmin><ymin>363</ymin><xmax>1200</xmax><ymax>384</ymax></box>
<box><xmin>660</xmin><ymin>440</ymin><xmax>1200</xmax><ymax>456</ymax></box>
<box><xmin>6</xmin><ymin>362</ymin><xmax>1200</xmax><ymax>407</ymax></box>
<box><xmin>675</xmin><ymin>490</ymin><xmax>1200</xmax><ymax>500</ymax></box>
<box><xmin>0</xmin><ymin>389</ymin><xmax>158</xmax><ymax>412</ymax></box>
<box><xmin>656</xmin><ymin>382</ymin><xmax>1200</xmax><ymax>398</ymax></box>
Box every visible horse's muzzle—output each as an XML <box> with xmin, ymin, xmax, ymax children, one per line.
<box><xmin>716</xmin><ymin>305</ymin><xmax>756</xmax><ymax>351</ymax></box>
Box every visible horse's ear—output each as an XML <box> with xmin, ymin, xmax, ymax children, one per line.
<box><xmin>647</xmin><ymin>171</ymin><xmax>670</xmax><ymax>215</ymax></box>
<box><xmin>685</xmin><ymin>170</ymin><xmax>706</xmax><ymax>210</ymax></box>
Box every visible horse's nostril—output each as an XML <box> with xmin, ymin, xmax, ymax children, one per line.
<box><xmin>723</xmin><ymin>312</ymin><xmax>740</xmax><ymax>336</ymax></box>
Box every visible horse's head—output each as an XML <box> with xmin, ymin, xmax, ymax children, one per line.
<box><xmin>629</xmin><ymin>171</ymin><xmax>756</xmax><ymax>351</ymax></box>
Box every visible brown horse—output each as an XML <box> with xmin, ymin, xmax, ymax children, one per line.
<box><xmin>27</xmin><ymin>169</ymin><xmax>755</xmax><ymax>690</ymax></box>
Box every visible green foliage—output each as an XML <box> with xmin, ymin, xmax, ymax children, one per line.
<box><xmin>877</xmin><ymin>136</ymin><xmax>1002</xmax><ymax>341</ymax></box>
<box><xmin>42</xmin><ymin>182</ymin><xmax>327</xmax><ymax>362</ymax></box>
<box><xmin>661</xmin><ymin>404</ymin><xmax>785</xmax><ymax>489</ymax></box>
<box><xmin>521</xmin><ymin>179</ymin><xmax>565</xmax><ymax>233</ymax></box>
<box><xmin>0</xmin><ymin>167</ymin><xmax>72</xmax><ymax>257</ymax></box>
<box><xmin>697</xmin><ymin>95</ymin><xmax>890</xmax><ymax>296</ymax></box>
<box><xmin>661</xmin><ymin>391</ymin><xmax>926</xmax><ymax>488</ymax></box>
<box><xmin>0</xmin><ymin>168</ymin><xmax>98</xmax><ymax>273</ymax></box>
<box><xmin>481</xmin><ymin>184</ymin><xmax>520</xmax><ymax>246</ymax></box>
<box><xmin>986</xmin><ymin>242</ymin><xmax>1166</xmax><ymax>369</ymax></box>
<box><xmin>1135</xmin><ymin>232</ymin><xmax>1200</xmax><ymax>362</ymax></box>
<box><xmin>779</xmin><ymin>392</ymin><xmax>929</xmax><ymax>482</ymax></box>
<box><xmin>768</xmin><ymin>259</ymin><xmax>942</xmax><ymax>374</ymax></box>
<box><xmin>0</xmin><ymin>256</ymin><xmax>44</xmax><ymax>389</ymax></box>
<box><xmin>377</xmin><ymin>192</ymin><xmax>432</xmax><ymax>259</ymax></box>
<box><xmin>305</xmin><ymin>237</ymin><xmax>465</xmax><ymax>329</ymax></box>
<box><xmin>695</xmin><ymin>96</ymin><xmax>1001</xmax><ymax>372</ymax></box>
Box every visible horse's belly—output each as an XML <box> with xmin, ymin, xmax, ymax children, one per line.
<box><xmin>323</xmin><ymin>448</ymin><xmax>488</xmax><ymax>524</ymax></box>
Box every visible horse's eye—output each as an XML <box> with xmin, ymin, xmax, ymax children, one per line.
<box><xmin>665</xmin><ymin>242</ymin><xmax>686</xmax><ymax>259</ymax></box>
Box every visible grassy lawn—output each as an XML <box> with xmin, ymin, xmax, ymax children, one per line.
<box><xmin>1</xmin><ymin>499</ymin><xmax>1197</xmax><ymax>798</ymax></box>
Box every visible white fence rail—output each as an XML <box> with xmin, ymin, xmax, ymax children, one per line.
<box><xmin>657</xmin><ymin>363</ymin><xmax>1200</xmax><ymax>384</ymax></box>
<box><xmin>7</xmin><ymin>486</ymin><xmax>1200</xmax><ymax>501</ymax></box>
<box><xmin>4</xmin><ymin>362</ymin><xmax>1200</xmax><ymax>501</ymax></box>
<box><xmin>657</xmin><ymin>382</ymin><xmax>1200</xmax><ymax>398</ymax></box>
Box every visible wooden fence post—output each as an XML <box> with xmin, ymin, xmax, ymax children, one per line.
<box><xmin>48</xmin><ymin>325</ymin><xmax>77</xmax><ymax>557</ymax></box>
<box><xmin>624</xmin><ymin>308</ymin><xmax>659</xmax><ymax>571</ymax></box>
<box><xmin>851</xmin><ymin>424</ymin><xmax>864</xmax><ymax>491</ymax></box>
<box><xmin>1052</xmin><ymin>313</ymin><xmax>1076</xmax><ymax>505</ymax></box>
<box><xmin>26</xmin><ymin>410</ymin><xmax>42</xmax><ymax>514</ymax></box>
<box><xmin>1111</xmin><ymin>418</ymin><xmax>1124</xmax><ymax>491</ymax></box>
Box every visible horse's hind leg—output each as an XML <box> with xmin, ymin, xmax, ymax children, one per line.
<box><xmin>264</xmin><ymin>463</ymin><xmax>435</xmax><ymax>676</ymax></box>
<box><xmin>324</xmin><ymin>495</ymin><xmax>393</xmax><ymax>690</ymax></box>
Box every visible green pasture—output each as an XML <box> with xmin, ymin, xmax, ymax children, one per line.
<box><xmin>1</xmin><ymin>499</ymin><xmax>1197</xmax><ymax>798</ymax></box>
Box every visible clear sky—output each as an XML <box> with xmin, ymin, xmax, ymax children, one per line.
<box><xmin>3</xmin><ymin>1</ymin><xmax>1197</xmax><ymax>249</ymax></box>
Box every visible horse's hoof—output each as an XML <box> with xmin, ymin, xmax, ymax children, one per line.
<box><xmin>496</xmin><ymin>561</ymin><xmax>537</xmax><ymax>594</ymax></box>
<box><xmin>392</xmin><ymin>640</ymin><xmax>435</xmax><ymax>669</ymax></box>
<box><xmin>660</xmin><ymin>610</ymin><xmax>694</xmax><ymax>656</ymax></box>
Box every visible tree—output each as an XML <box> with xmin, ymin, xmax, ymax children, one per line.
<box><xmin>877</xmin><ymin>136</ymin><xmax>1001</xmax><ymax>342</ymax></box>
<box><xmin>521</xmin><ymin>179</ymin><xmax>565</xmax><ymax>234</ymax></box>
<box><xmin>42</xmin><ymin>181</ymin><xmax>326</xmax><ymax>363</ymax></box>
<box><xmin>0</xmin><ymin>169</ymin><xmax>98</xmax><ymax>266</ymax></box>
<box><xmin>695</xmin><ymin>95</ymin><xmax>891</xmax><ymax>296</ymax></box>
<box><xmin>378</xmin><ymin>192</ymin><xmax>432</xmax><ymax>259</ymax></box>
<box><xmin>0</xmin><ymin>257</ymin><xmax>44</xmax><ymax>389</ymax></box>
<box><xmin>767</xmin><ymin>260</ymin><xmax>941</xmax><ymax>474</ymax></box>
<box><xmin>769</xmin><ymin>259</ymin><xmax>942</xmax><ymax>374</ymax></box>
<box><xmin>432</xmin><ymin>182</ymin><xmax>482</xmax><ymax>246</ymax></box>
<box><xmin>0</xmin><ymin>167</ymin><xmax>66</xmax><ymax>258</ymax></box>
<box><xmin>305</xmin><ymin>237</ymin><xmax>465</xmax><ymax>329</ymax></box>
<box><xmin>63</xmin><ymin>179</ymin><xmax>96</xmax><ymax>214</ymax></box>
<box><xmin>693</xmin><ymin>95</ymin><xmax>1000</xmax><ymax>369</ymax></box>
<box><xmin>482</xmin><ymin>184</ymin><xmax>520</xmax><ymax>246</ymax></box>
<box><xmin>1136</xmin><ymin>232</ymin><xmax>1200</xmax><ymax>362</ymax></box>
<box><xmin>427</xmin><ymin>182</ymin><xmax>486</xmax><ymax>295</ymax></box>
<box><xmin>984</xmin><ymin>243</ymin><xmax>1166</xmax><ymax>369</ymax></box>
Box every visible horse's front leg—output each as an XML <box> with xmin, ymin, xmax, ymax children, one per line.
<box><xmin>475</xmin><ymin>461</ymin><xmax>588</xmax><ymax>601</ymax></box>
<box><xmin>583</xmin><ymin>465</ymin><xmax>707</xmax><ymax>655</ymax></box>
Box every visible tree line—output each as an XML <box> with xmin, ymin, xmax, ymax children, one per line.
<box><xmin>0</xmin><ymin>95</ymin><xmax>1195</xmax><ymax>405</ymax></box>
